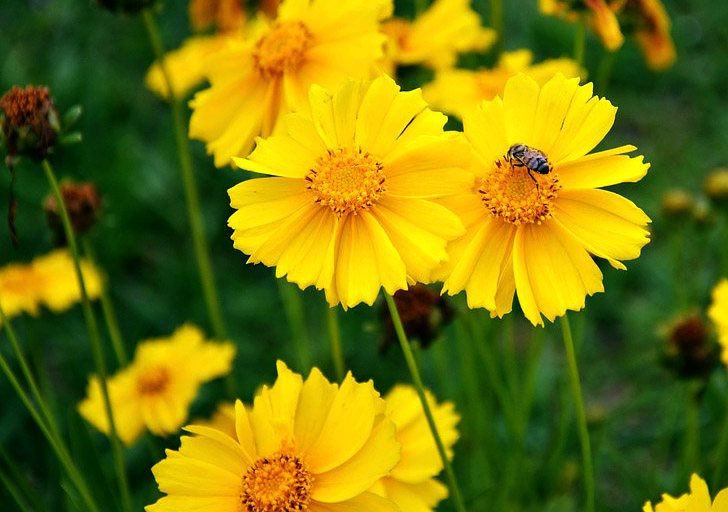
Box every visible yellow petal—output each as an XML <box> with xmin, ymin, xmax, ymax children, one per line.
<box><xmin>233</xmin><ymin>134</ymin><xmax>318</xmax><ymax>178</ymax></box>
<box><xmin>234</xmin><ymin>399</ymin><xmax>258</xmax><ymax>463</ymax></box>
<box><xmin>530</xmin><ymin>74</ymin><xmax>582</xmax><ymax>155</ymax></box>
<box><xmin>464</xmin><ymin>96</ymin><xmax>509</xmax><ymax>167</ymax></box>
<box><xmin>294</xmin><ymin>367</ymin><xmax>339</xmax><ymax>453</ymax></box>
<box><xmin>309</xmin><ymin>491</ymin><xmax>399</xmax><ymax>512</ymax></box>
<box><xmin>146</xmin><ymin>495</ymin><xmax>239</xmax><ymax>512</ymax></box>
<box><xmin>151</xmin><ymin>449</ymin><xmax>241</xmax><ymax>497</ymax></box>
<box><xmin>178</xmin><ymin>425</ymin><xmax>249</xmax><ymax>475</ymax></box>
<box><xmin>502</xmin><ymin>73</ymin><xmax>540</xmax><ymax>147</ymax></box>
<box><xmin>557</xmin><ymin>148</ymin><xmax>649</xmax><ymax>189</ymax></box>
<box><xmin>376</xmin><ymin>477</ymin><xmax>448</xmax><ymax>512</ymax></box>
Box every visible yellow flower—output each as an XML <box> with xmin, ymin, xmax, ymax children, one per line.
<box><xmin>189</xmin><ymin>0</ymin><xmax>385</xmax><ymax>167</ymax></box>
<box><xmin>436</xmin><ymin>73</ymin><xmax>650</xmax><ymax>326</ymax></box>
<box><xmin>193</xmin><ymin>401</ymin><xmax>237</xmax><ymax>439</ymax></box>
<box><xmin>423</xmin><ymin>49</ymin><xmax>584</xmax><ymax>120</ymax></box>
<box><xmin>147</xmin><ymin>361</ymin><xmax>401</xmax><ymax>512</ymax></box>
<box><xmin>540</xmin><ymin>0</ymin><xmax>624</xmax><ymax>51</ymax></box>
<box><xmin>78</xmin><ymin>324</ymin><xmax>235</xmax><ymax>445</ymax></box>
<box><xmin>228</xmin><ymin>74</ymin><xmax>471</xmax><ymax>308</ymax></box>
<box><xmin>708</xmin><ymin>278</ymin><xmax>728</xmax><ymax>367</ymax></box>
<box><xmin>643</xmin><ymin>474</ymin><xmax>728</xmax><ymax>512</ymax></box>
<box><xmin>370</xmin><ymin>385</ymin><xmax>459</xmax><ymax>512</ymax></box>
<box><xmin>618</xmin><ymin>0</ymin><xmax>676</xmax><ymax>71</ymax></box>
<box><xmin>380</xmin><ymin>0</ymin><xmax>495</xmax><ymax>74</ymax></box>
<box><xmin>189</xmin><ymin>0</ymin><xmax>246</xmax><ymax>33</ymax></box>
<box><xmin>0</xmin><ymin>249</ymin><xmax>102</xmax><ymax>324</ymax></box>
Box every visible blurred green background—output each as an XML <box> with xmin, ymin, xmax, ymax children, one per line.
<box><xmin>2</xmin><ymin>0</ymin><xmax>728</xmax><ymax>510</ymax></box>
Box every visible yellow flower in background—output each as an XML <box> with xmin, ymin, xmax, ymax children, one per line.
<box><xmin>79</xmin><ymin>324</ymin><xmax>235</xmax><ymax>445</ymax></box>
<box><xmin>370</xmin><ymin>385</ymin><xmax>459</xmax><ymax>512</ymax></box>
<box><xmin>708</xmin><ymin>278</ymin><xmax>728</xmax><ymax>366</ymax></box>
<box><xmin>435</xmin><ymin>73</ymin><xmax>650</xmax><ymax>326</ymax></box>
<box><xmin>147</xmin><ymin>361</ymin><xmax>401</xmax><ymax>512</ymax></box>
<box><xmin>228</xmin><ymin>74</ymin><xmax>472</xmax><ymax>309</ymax></box>
<box><xmin>643</xmin><ymin>474</ymin><xmax>728</xmax><ymax>512</ymax></box>
<box><xmin>423</xmin><ymin>49</ymin><xmax>584</xmax><ymax>120</ymax></box>
<box><xmin>188</xmin><ymin>0</ymin><xmax>246</xmax><ymax>33</ymax></box>
<box><xmin>617</xmin><ymin>0</ymin><xmax>676</xmax><ymax>71</ymax></box>
<box><xmin>540</xmin><ymin>0</ymin><xmax>624</xmax><ymax>51</ymax></box>
<box><xmin>189</xmin><ymin>0</ymin><xmax>385</xmax><ymax>167</ymax></box>
<box><xmin>0</xmin><ymin>249</ymin><xmax>102</xmax><ymax>324</ymax></box>
<box><xmin>193</xmin><ymin>401</ymin><xmax>237</xmax><ymax>439</ymax></box>
<box><xmin>380</xmin><ymin>0</ymin><xmax>495</xmax><ymax>74</ymax></box>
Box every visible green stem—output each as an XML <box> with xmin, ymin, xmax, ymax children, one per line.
<box><xmin>277</xmin><ymin>280</ymin><xmax>312</xmax><ymax>373</ymax></box>
<box><xmin>385</xmin><ymin>294</ymin><xmax>467</xmax><ymax>512</ymax></box>
<box><xmin>490</xmin><ymin>0</ymin><xmax>504</xmax><ymax>55</ymax></box>
<box><xmin>81</xmin><ymin>238</ymin><xmax>128</xmax><ymax>366</ymax></box>
<box><xmin>712</xmin><ymin>396</ymin><xmax>728</xmax><ymax>490</ymax></box>
<box><xmin>325</xmin><ymin>304</ymin><xmax>345</xmax><ymax>382</ymax></box>
<box><xmin>574</xmin><ymin>15</ymin><xmax>587</xmax><ymax>69</ymax></box>
<box><xmin>595</xmin><ymin>49</ymin><xmax>617</xmax><ymax>95</ymax></box>
<box><xmin>42</xmin><ymin>159</ymin><xmax>132</xmax><ymax>512</ymax></box>
<box><xmin>141</xmin><ymin>8</ymin><xmax>227</xmax><ymax>342</ymax></box>
<box><xmin>560</xmin><ymin>314</ymin><xmax>595</xmax><ymax>512</ymax></box>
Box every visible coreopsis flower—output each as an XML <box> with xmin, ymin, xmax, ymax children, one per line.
<box><xmin>189</xmin><ymin>0</ymin><xmax>386</xmax><ymax>167</ymax></box>
<box><xmin>0</xmin><ymin>249</ymin><xmax>102</xmax><ymax>324</ymax></box>
<box><xmin>370</xmin><ymin>385</ymin><xmax>459</xmax><ymax>512</ymax></box>
<box><xmin>435</xmin><ymin>73</ymin><xmax>650</xmax><ymax>326</ymax></box>
<box><xmin>78</xmin><ymin>324</ymin><xmax>235</xmax><ymax>445</ymax></box>
<box><xmin>147</xmin><ymin>361</ymin><xmax>401</xmax><ymax>512</ymax></box>
<box><xmin>643</xmin><ymin>474</ymin><xmax>728</xmax><ymax>512</ymax></box>
<box><xmin>540</xmin><ymin>0</ymin><xmax>624</xmax><ymax>51</ymax></box>
<box><xmin>380</xmin><ymin>0</ymin><xmax>495</xmax><ymax>74</ymax></box>
<box><xmin>708</xmin><ymin>278</ymin><xmax>728</xmax><ymax>367</ymax></box>
<box><xmin>228</xmin><ymin>74</ymin><xmax>472</xmax><ymax>308</ymax></box>
<box><xmin>423</xmin><ymin>49</ymin><xmax>584</xmax><ymax>120</ymax></box>
<box><xmin>614</xmin><ymin>0</ymin><xmax>676</xmax><ymax>70</ymax></box>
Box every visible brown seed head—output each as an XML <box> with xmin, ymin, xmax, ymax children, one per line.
<box><xmin>0</xmin><ymin>85</ymin><xmax>59</xmax><ymax>162</ymax></box>
<box><xmin>44</xmin><ymin>181</ymin><xmax>102</xmax><ymax>246</ymax></box>
<box><xmin>661</xmin><ymin>314</ymin><xmax>718</xmax><ymax>380</ymax></box>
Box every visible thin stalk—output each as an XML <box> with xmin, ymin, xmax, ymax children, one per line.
<box><xmin>42</xmin><ymin>159</ymin><xmax>132</xmax><ymax>512</ymax></box>
<box><xmin>141</xmin><ymin>8</ymin><xmax>227</xmax><ymax>341</ymax></box>
<box><xmin>277</xmin><ymin>280</ymin><xmax>312</xmax><ymax>373</ymax></box>
<box><xmin>574</xmin><ymin>15</ymin><xmax>587</xmax><ymax>69</ymax></box>
<box><xmin>385</xmin><ymin>293</ymin><xmax>467</xmax><ymax>512</ymax></box>
<box><xmin>560</xmin><ymin>314</ymin><xmax>595</xmax><ymax>512</ymax></box>
<box><xmin>712</xmin><ymin>396</ymin><xmax>728</xmax><ymax>490</ymax></box>
<box><xmin>0</xmin><ymin>457</ymin><xmax>35</xmax><ymax>512</ymax></box>
<box><xmin>81</xmin><ymin>238</ymin><xmax>128</xmax><ymax>366</ymax></box>
<box><xmin>490</xmin><ymin>0</ymin><xmax>504</xmax><ymax>55</ymax></box>
<box><xmin>325</xmin><ymin>304</ymin><xmax>345</xmax><ymax>382</ymax></box>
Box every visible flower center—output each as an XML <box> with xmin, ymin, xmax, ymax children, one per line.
<box><xmin>305</xmin><ymin>147</ymin><xmax>386</xmax><ymax>217</ymax></box>
<box><xmin>136</xmin><ymin>367</ymin><xmax>170</xmax><ymax>396</ymax></box>
<box><xmin>479</xmin><ymin>151</ymin><xmax>560</xmax><ymax>225</ymax></box>
<box><xmin>240</xmin><ymin>451</ymin><xmax>313</xmax><ymax>512</ymax></box>
<box><xmin>253</xmin><ymin>21</ymin><xmax>313</xmax><ymax>78</ymax></box>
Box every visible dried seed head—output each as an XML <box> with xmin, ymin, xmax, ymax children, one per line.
<box><xmin>44</xmin><ymin>181</ymin><xmax>102</xmax><ymax>246</ymax></box>
<box><xmin>0</xmin><ymin>85</ymin><xmax>59</xmax><ymax>162</ymax></box>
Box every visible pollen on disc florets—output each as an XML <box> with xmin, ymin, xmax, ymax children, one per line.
<box><xmin>136</xmin><ymin>367</ymin><xmax>170</xmax><ymax>396</ymax></box>
<box><xmin>253</xmin><ymin>21</ymin><xmax>313</xmax><ymax>78</ymax></box>
<box><xmin>240</xmin><ymin>451</ymin><xmax>313</xmax><ymax>512</ymax></box>
<box><xmin>479</xmin><ymin>153</ymin><xmax>561</xmax><ymax>225</ymax></box>
<box><xmin>306</xmin><ymin>147</ymin><xmax>386</xmax><ymax>217</ymax></box>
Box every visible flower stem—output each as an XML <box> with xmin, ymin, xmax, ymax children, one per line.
<box><xmin>385</xmin><ymin>293</ymin><xmax>467</xmax><ymax>512</ymax></box>
<box><xmin>560</xmin><ymin>313</ymin><xmax>595</xmax><ymax>512</ymax></box>
<box><xmin>42</xmin><ymin>159</ymin><xmax>132</xmax><ymax>512</ymax></box>
<box><xmin>141</xmin><ymin>8</ymin><xmax>228</xmax><ymax>342</ymax></box>
<box><xmin>325</xmin><ymin>304</ymin><xmax>345</xmax><ymax>382</ymax></box>
<box><xmin>81</xmin><ymin>238</ymin><xmax>128</xmax><ymax>366</ymax></box>
<box><xmin>574</xmin><ymin>15</ymin><xmax>587</xmax><ymax>68</ymax></box>
<box><xmin>0</xmin><ymin>307</ymin><xmax>100</xmax><ymax>512</ymax></box>
<box><xmin>277</xmin><ymin>280</ymin><xmax>312</xmax><ymax>373</ymax></box>
<box><xmin>490</xmin><ymin>0</ymin><xmax>504</xmax><ymax>55</ymax></box>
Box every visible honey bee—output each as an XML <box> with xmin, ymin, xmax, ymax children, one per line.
<box><xmin>506</xmin><ymin>143</ymin><xmax>552</xmax><ymax>186</ymax></box>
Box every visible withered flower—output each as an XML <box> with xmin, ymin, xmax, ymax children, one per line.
<box><xmin>44</xmin><ymin>182</ymin><xmax>102</xmax><ymax>247</ymax></box>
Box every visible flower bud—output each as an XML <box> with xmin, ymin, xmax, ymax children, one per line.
<box><xmin>704</xmin><ymin>168</ymin><xmax>728</xmax><ymax>209</ymax></box>
<box><xmin>660</xmin><ymin>313</ymin><xmax>718</xmax><ymax>380</ymax></box>
<box><xmin>44</xmin><ymin>181</ymin><xmax>102</xmax><ymax>246</ymax></box>
<box><xmin>660</xmin><ymin>188</ymin><xmax>694</xmax><ymax>222</ymax></box>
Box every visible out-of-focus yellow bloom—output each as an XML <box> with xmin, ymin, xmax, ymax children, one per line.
<box><xmin>192</xmin><ymin>401</ymin><xmax>237</xmax><ymax>439</ymax></box>
<box><xmin>147</xmin><ymin>361</ymin><xmax>402</xmax><ymax>512</ymax></box>
<box><xmin>708</xmin><ymin>278</ymin><xmax>728</xmax><ymax>367</ymax></box>
<box><xmin>370</xmin><ymin>385</ymin><xmax>459</xmax><ymax>512</ymax></box>
<box><xmin>0</xmin><ymin>249</ymin><xmax>102</xmax><ymax>324</ymax></box>
<box><xmin>78</xmin><ymin>324</ymin><xmax>235</xmax><ymax>445</ymax></box>
<box><xmin>539</xmin><ymin>0</ymin><xmax>624</xmax><ymax>51</ymax></box>
<box><xmin>615</xmin><ymin>0</ymin><xmax>676</xmax><ymax>70</ymax></box>
<box><xmin>228</xmin><ymin>75</ymin><xmax>472</xmax><ymax>309</ymax></box>
<box><xmin>189</xmin><ymin>0</ymin><xmax>385</xmax><ymax>167</ymax></box>
<box><xmin>189</xmin><ymin>0</ymin><xmax>246</xmax><ymax>32</ymax></box>
<box><xmin>423</xmin><ymin>49</ymin><xmax>584</xmax><ymax>120</ymax></box>
<box><xmin>435</xmin><ymin>73</ymin><xmax>650</xmax><ymax>326</ymax></box>
<box><xmin>380</xmin><ymin>0</ymin><xmax>495</xmax><ymax>74</ymax></box>
<box><xmin>643</xmin><ymin>474</ymin><xmax>728</xmax><ymax>511</ymax></box>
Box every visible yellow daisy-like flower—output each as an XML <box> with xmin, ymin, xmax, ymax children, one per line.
<box><xmin>189</xmin><ymin>0</ymin><xmax>386</xmax><ymax>167</ymax></box>
<box><xmin>436</xmin><ymin>73</ymin><xmax>650</xmax><ymax>326</ymax></box>
<box><xmin>423</xmin><ymin>49</ymin><xmax>584</xmax><ymax>120</ymax></box>
<box><xmin>228</xmin><ymin>74</ymin><xmax>471</xmax><ymax>308</ymax></box>
<box><xmin>0</xmin><ymin>249</ymin><xmax>102</xmax><ymax>324</ymax></box>
<box><xmin>147</xmin><ymin>361</ymin><xmax>401</xmax><ymax>512</ymax></box>
<box><xmin>78</xmin><ymin>324</ymin><xmax>235</xmax><ymax>445</ymax></box>
<box><xmin>380</xmin><ymin>0</ymin><xmax>495</xmax><ymax>74</ymax></box>
<box><xmin>370</xmin><ymin>385</ymin><xmax>459</xmax><ymax>512</ymax></box>
<box><xmin>643</xmin><ymin>474</ymin><xmax>728</xmax><ymax>512</ymax></box>
<box><xmin>708</xmin><ymin>278</ymin><xmax>728</xmax><ymax>366</ymax></box>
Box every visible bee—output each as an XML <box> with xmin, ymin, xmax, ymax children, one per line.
<box><xmin>506</xmin><ymin>143</ymin><xmax>552</xmax><ymax>187</ymax></box>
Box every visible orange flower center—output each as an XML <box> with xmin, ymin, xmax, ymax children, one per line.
<box><xmin>479</xmin><ymin>150</ymin><xmax>560</xmax><ymax>225</ymax></box>
<box><xmin>136</xmin><ymin>367</ymin><xmax>170</xmax><ymax>396</ymax></box>
<box><xmin>305</xmin><ymin>147</ymin><xmax>386</xmax><ymax>217</ymax></box>
<box><xmin>253</xmin><ymin>21</ymin><xmax>313</xmax><ymax>78</ymax></box>
<box><xmin>240</xmin><ymin>451</ymin><xmax>313</xmax><ymax>512</ymax></box>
